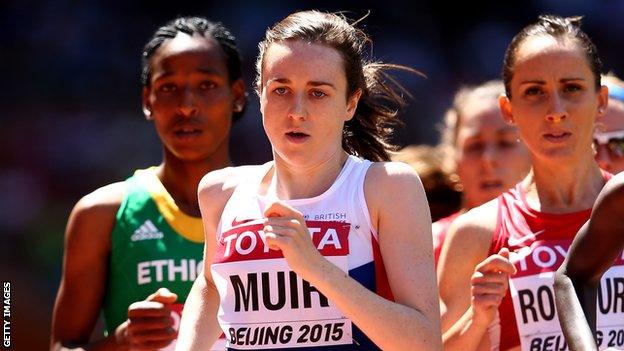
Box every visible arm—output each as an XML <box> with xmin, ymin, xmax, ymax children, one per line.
<box><xmin>51</xmin><ymin>184</ymin><xmax>181</xmax><ymax>351</ymax></box>
<box><xmin>264</xmin><ymin>162</ymin><xmax>442</xmax><ymax>350</ymax></box>
<box><xmin>437</xmin><ymin>203</ymin><xmax>499</xmax><ymax>351</ymax></box>
<box><xmin>554</xmin><ymin>173</ymin><xmax>624</xmax><ymax>351</ymax></box>
<box><xmin>50</xmin><ymin>184</ymin><xmax>126</xmax><ymax>351</ymax></box>
<box><xmin>442</xmin><ymin>248</ymin><xmax>516</xmax><ymax>351</ymax></box>
<box><xmin>175</xmin><ymin>168</ymin><xmax>242</xmax><ymax>351</ymax></box>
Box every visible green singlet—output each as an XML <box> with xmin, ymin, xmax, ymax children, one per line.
<box><xmin>102</xmin><ymin>167</ymin><xmax>204</xmax><ymax>334</ymax></box>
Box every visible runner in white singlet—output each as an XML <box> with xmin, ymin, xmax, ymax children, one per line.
<box><xmin>176</xmin><ymin>10</ymin><xmax>442</xmax><ymax>351</ymax></box>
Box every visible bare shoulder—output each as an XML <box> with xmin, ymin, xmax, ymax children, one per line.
<box><xmin>597</xmin><ymin>172</ymin><xmax>624</xmax><ymax>210</ymax></box>
<box><xmin>199</xmin><ymin>165</ymin><xmax>263</xmax><ymax>200</ymax></box>
<box><xmin>198</xmin><ymin>165</ymin><xmax>267</xmax><ymax>224</ymax></box>
<box><xmin>70</xmin><ymin>181</ymin><xmax>127</xmax><ymax>226</ymax></box>
<box><xmin>441</xmin><ymin>199</ymin><xmax>499</xmax><ymax>264</ymax></box>
<box><xmin>364</xmin><ymin>161</ymin><xmax>428</xmax><ymax>232</ymax></box>
<box><xmin>364</xmin><ymin>161</ymin><xmax>424</xmax><ymax>200</ymax></box>
<box><xmin>450</xmin><ymin>199</ymin><xmax>498</xmax><ymax>241</ymax></box>
<box><xmin>64</xmin><ymin>181</ymin><xmax>128</xmax><ymax>259</ymax></box>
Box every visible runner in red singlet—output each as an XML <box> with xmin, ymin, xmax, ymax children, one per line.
<box><xmin>432</xmin><ymin>80</ymin><xmax>530</xmax><ymax>265</ymax></box>
<box><xmin>438</xmin><ymin>15</ymin><xmax>613</xmax><ymax>351</ymax></box>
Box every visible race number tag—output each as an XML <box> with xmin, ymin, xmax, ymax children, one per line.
<box><xmin>212</xmin><ymin>221</ymin><xmax>352</xmax><ymax>349</ymax></box>
<box><xmin>509</xmin><ymin>241</ymin><xmax>624</xmax><ymax>351</ymax></box>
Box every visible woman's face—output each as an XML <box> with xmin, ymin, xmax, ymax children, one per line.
<box><xmin>500</xmin><ymin>36</ymin><xmax>608</xmax><ymax>165</ymax></box>
<box><xmin>259</xmin><ymin>40</ymin><xmax>360</xmax><ymax>168</ymax></box>
<box><xmin>455</xmin><ymin>100</ymin><xmax>531</xmax><ymax>208</ymax></box>
<box><xmin>143</xmin><ymin>32</ymin><xmax>245</xmax><ymax>162</ymax></box>
<box><xmin>594</xmin><ymin>100</ymin><xmax>624</xmax><ymax>173</ymax></box>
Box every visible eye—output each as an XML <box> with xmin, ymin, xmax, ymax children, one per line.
<box><xmin>310</xmin><ymin>90</ymin><xmax>327</xmax><ymax>99</ymax></box>
<box><xmin>524</xmin><ymin>86</ymin><xmax>543</xmax><ymax>96</ymax></box>
<box><xmin>199</xmin><ymin>81</ymin><xmax>217</xmax><ymax>90</ymax></box>
<box><xmin>158</xmin><ymin>83</ymin><xmax>177</xmax><ymax>93</ymax></box>
<box><xmin>498</xmin><ymin>139</ymin><xmax>517</xmax><ymax>149</ymax></box>
<box><xmin>464</xmin><ymin>141</ymin><xmax>484</xmax><ymax>154</ymax></box>
<box><xmin>273</xmin><ymin>87</ymin><xmax>289</xmax><ymax>95</ymax></box>
<box><xmin>563</xmin><ymin>84</ymin><xmax>582</xmax><ymax>93</ymax></box>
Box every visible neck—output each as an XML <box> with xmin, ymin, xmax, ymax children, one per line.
<box><xmin>267</xmin><ymin>148</ymin><xmax>348</xmax><ymax>200</ymax></box>
<box><xmin>157</xmin><ymin>145</ymin><xmax>232</xmax><ymax>216</ymax></box>
<box><xmin>521</xmin><ymin>152</ymin><xmax>605</xmax><ymax>213</ymax></box>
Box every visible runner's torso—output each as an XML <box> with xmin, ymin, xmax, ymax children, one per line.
<box><xmin>211</xmin><ymin>155</ymin><xmax>393</xmax><ymax>350</ymax></box>
<box><xmin>102</xmin><ymin>168</ymin><xmax>207</xmax><ymax>350</ymax></box>
<box><xmin>488</xmin><ymin>177</ymin><xmax>624</xmax><ymax>351</ymax></box>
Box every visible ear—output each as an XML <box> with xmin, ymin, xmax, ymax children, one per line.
<box><xmin>142</xmin><ymin>87</ymin><xmax>153</xmax><ymax>121</ymax></box>
<box><xmin>345</xmin><ymin>89</ymin><xmax>362</xmax><ymax>121</ymax></box>
<box><xmin>596</xmin><ymin>84</ymin><xmax>609</xmax><ymax>120</ymax></box>
<box><xmin>499</xmin><ymin>93</ymin><xmax>515</xmax><ymax>125</ymax></box>
<box><xmin>230</xmin><ymin>78</ymin><xmax>247</xmax><ymax>114</ymax></box>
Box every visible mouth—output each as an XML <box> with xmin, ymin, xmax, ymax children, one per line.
<box><xmin>543</xmin><ymin>132</ymin><xmax>571</xmax><ymax>143</ymax></box>
<box><xmin>285</xmin><ymin>131</ymin><xmax>310</xmax><ymax>143</ymax></box>
<box><xmin>173</xmin><ymin>127</ymin><xmax>202</xmax><ymax>139</ymax></box>
<box><xmin>479</xmin><ymin>179</ymin><xmax>503</xmax><ymax>190</ymax></box>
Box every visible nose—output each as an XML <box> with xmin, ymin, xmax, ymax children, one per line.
<box><xmin>594</xmin><ymin>144</ymin><xmax>612</xmax><ymax>171</ymax></box>
<box><xmin>288</xmin><ymin>94</ymin><xmax>307</xmax><ymax>121</ymax></box>
<box><xmin>178</xmin><ymin>87</ymin><xmax>198</xmax><ymax>117</ymax></box>
<box><xmin>546</xmin><ymin>93</ymin><xmax>567</xmax><ymax>123</ymax></box>
<box><xmin>481</xmin><ymin>144</ymin><xmax>499</xmax><ymax>171</ymax></box>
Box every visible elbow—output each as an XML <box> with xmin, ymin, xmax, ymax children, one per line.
<box><xmin>553</xmin><ymin>270</ymin><xmax>568</xmax><ymax>290</ymax></box>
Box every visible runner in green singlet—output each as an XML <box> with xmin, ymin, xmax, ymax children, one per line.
<box><xmin>50</xmin><ymin>16</ymin><xmax>247</xmax><ymax>351</ymax></box>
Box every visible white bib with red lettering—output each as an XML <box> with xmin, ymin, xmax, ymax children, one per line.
<box><xmin>508</xmin><ymin>241</ymin><xmax>624</xmax><ymax>351</ymax></box>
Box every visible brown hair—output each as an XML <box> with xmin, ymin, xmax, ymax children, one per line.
<box><xmin>256</xmin><ymin>10</ymin><xmax>421</xmax><ymax>162</ymax></box>
<box><xmin>392</xmin><ymin>145</ymin><xmax>461</xmax><ymax>220</ymax></box>
<box><xmin>502</xmin><ymin>15</ymin><xmax>602</xmax><ymax>99</ymax></box>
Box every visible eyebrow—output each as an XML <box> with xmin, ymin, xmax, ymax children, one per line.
<box><xmin>268</xmin><ymin>77</ymin><xmax>336</xmax><ymax>89</ymax></box>
<box><xmin>519</xmin><ymin>77</ymin><xmax>586</xmax><ymax>85</ymax></box>
<box><xmin>154</xmin><ymin>68</ymin><xmax>223</xmax><ymax>80</ymax></box>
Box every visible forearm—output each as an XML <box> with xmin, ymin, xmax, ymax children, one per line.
<box><xmin>443</xmin><ymin>307</ymin><xmax>490</xmax><ymax>351</ymax></box>
<box><xmin>553</xmin><ymin>272</ymin><xmax>598</xmax><ymax>351</ymax></box>
<box><xmin>440</xmin><ymin>298</ymin><xmax>470</xmax><ymax>333</ymax></box>
<box><xmin>175</xmin><ymin>275</ymin><xmax>222</xmax><ymax>351</ymax></box>
<box><xmin>304</xmin><ymin>259</ymin><xmax>442</xmax><ymax>351</ymax></box>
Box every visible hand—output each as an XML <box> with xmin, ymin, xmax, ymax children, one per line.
<box><xmin>263</xmin><ymin>201</ymin><xmax>325</xmax><ymax>279</ymax></box>
<box><xmin>470</xmin><ymin>248</ymin><xmax>516</xmax><ymax>327</ymax></box>
<box><xmin>117</xmin><ymin>287</ymin><xmax>178</xmax><ymax>350</ymax></box>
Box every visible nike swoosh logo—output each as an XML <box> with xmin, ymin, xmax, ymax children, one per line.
<box><xmin>507</xmin><ymin>230</ymin><xmax>546</xmax><ymax>247</ymax></box>
<box><xmin>231</xmin><ymin>217</ymin><xmax>256</xmax><ymax>227</ymax></box>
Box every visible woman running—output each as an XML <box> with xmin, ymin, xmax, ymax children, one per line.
<box><xmin>438</xmin><ymin>15</ymin><xmax>612</xmax><ymax>351</ymax></box>
<box><xmin>51</xmin><ymin>16</ymin><xmax>246</xmax><ymax>351</ymax></box>
<box><xmin>176</xmin><ymin>10</ymin><xmax>442</xmax><ymax>351</ymax></box>
<box><xmin>433</xmin><ymin>80</ymin><xmax>530</xmax><ymax>264</ymax></box>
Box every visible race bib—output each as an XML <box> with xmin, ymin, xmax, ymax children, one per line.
<box><xmin>509</xmin><ymin>241</ymin><xmax>624</xmax><ymax>351</ymax></box>
<box><xmin>212</xmin><ymin>221</ymin><xmax>352</xmax><ymax>349</ymax></box>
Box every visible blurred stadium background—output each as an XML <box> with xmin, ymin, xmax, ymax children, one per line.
<box><xmin>1</xmin><ymin>1</ymin><xmax>623</xmax><ymax>349</ymax></box>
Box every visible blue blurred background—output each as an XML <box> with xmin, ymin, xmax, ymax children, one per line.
<box><xmin>1</xmin><ymin>1</ymin><xmax>623</xmax><ymax>349</ymax></box>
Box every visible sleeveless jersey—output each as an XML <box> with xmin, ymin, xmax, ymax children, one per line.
<box><xmin>211</xmin><ymin>155</ymin><xmax>393</xmax><ymax>350</ymax></box>
<box><xmin>487</xmin><ymin>177</ymin><xmax>624</xmax><ymax>351</ymax></box>
<box><xmin>102</xmin><ymin>168</ymin><xmax>219</xmax><ymax>350</ymax></box>
<box><xmin>432</xmin><ymin>211</ymin><xmax>461</xmax><ymax>266</ymax></box>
